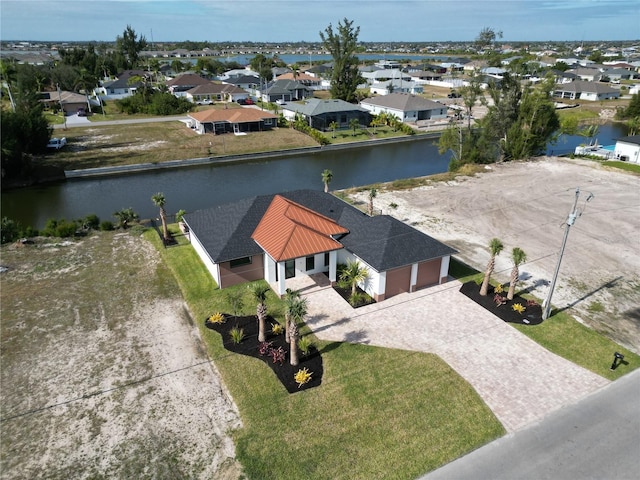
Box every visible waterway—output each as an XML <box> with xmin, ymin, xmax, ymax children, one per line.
<box><xmin>1</xmin><ymin>122</ymin><xmax>627</xmax><ymax>229</ymax></box>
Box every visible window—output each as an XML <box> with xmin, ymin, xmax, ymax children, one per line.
<box><xmin>306</xmin><ymin>256</ymin><xmax>315</xmax><ymax>271</ymax></box>
<box><xmin>324</xmin><ymin>252</ymin><xmax>330</xmax><ymax>267</ymax></box>
<box><xmin>230</xmin><ymin>256</ymin><xmax>252</xmax><ymax>268</ymax></box>
<box><xmin>264</xmin><ymin>118</ymin><xmax>273</xmax><ymax>125</ymax></box>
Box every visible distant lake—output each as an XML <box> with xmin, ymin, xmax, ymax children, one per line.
<box><xmin>189</xmin><ymin>53</ymin><xmax>461</xmax><ymax>66</ymax></box>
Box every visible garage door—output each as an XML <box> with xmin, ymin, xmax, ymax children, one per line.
<box><xmin>416</xmin><ymin>258</ymin><xmax>441</xmax><ymax>290</ymax></box>
<box><xmin>385</xmin><ymin>265</ymin><xmax>412</xmax><ymax>299</ymax></box>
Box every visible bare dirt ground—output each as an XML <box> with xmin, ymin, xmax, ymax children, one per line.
<box><xmin>349</xmin><ymin>157</ymin><xmax>640</xmax><ymax>353</ymax></box>
<box><xmin>0</xmin><ymin>232</ymin><xmax>243</xmax><ymax>479</ymax></box>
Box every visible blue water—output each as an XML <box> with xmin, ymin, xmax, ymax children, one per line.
<box><xmin>602</xmin><ymin>145</ymin><xmax>616</xmax><ymax>151</ymax></box>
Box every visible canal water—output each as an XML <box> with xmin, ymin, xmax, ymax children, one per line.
<box><xmin>1</xmin><ymin>122</ymin><xmax>627</xmax><ymax>229</ymax></box>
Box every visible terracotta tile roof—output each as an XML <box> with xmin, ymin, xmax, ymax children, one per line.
<box><xmin>189</xmin><ymin>108</ymin><xmax>278</xmax><ymax>124</ymax></box>
<box><xmin>251</xmin><ymin>195</ymin><xmax>348</xmax><ymax>261</ymax></box>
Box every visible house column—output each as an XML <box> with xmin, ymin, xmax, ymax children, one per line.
<box><xmin>277</xmin><ymin>261</ymin><xmax>287</xmax><ymax>296</ymax></box>
<box><xmin>329</xmin><ymin>250</ymin><xmax>338</xmax><ymax>285</ymax></box>
<box><xmin>410</xmin><ymin>263</ymin><xmax>418</xmax><ymax>292</ymax></box>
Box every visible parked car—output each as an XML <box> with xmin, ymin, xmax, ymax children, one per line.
<box><xmin>77</xmin><ymin>107</ymin><xmax>87</xmax><ymax>116</ymax></box>
<box><xmin>47</xmin><ymin>137</ymin><xmax>67</xmax><ymax>150</ymax></box>
<box><xmin>197</xmin><ymin>99</ymin><xmax>213</xmax><ymax>105</ymax></box>
<box><xmin>447</xmin><ymin>92</ymin><xmax>461</xmax><ymax>98</ymax></box>
<box><xmin>275</xmin><ymin>99</ymin><xmax>286</xmax><ymax>105</ymax></box>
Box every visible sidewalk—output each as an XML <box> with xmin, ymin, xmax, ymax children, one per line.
<box><xmin>292</xmin><ymin>274</ymin><xmax>609</xmax><ymax>433</ymax></box>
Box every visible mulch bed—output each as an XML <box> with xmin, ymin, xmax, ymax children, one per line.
<box><xmin>459</xmin><ymin>281</ymin><xmax>543</xmax><ymax>325</ymax></box>
<box><xmin>205</xmin><ymin>314</ymin><xmax>323</xmax><ymax>394</ymax></box>
<box><xmin>331</xmin><ymin>284</ymin><xmax>376</xmax><ymax>308</ymax></box>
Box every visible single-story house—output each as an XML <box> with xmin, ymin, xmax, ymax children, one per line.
<box><xmin>275</xmin><ymin>72</ymin><xmax>323</xmax><ymax>89</ymax></box>
<box><xmin>185</xmin><ymin>82</ymin><xmax>248</xmax><ymax>103</ymax></box>
<box><xmin>603</xmin><ymin>68</ymin><xmax>637</xmax><ymax>81</ymax></box>
<box><xmin>95</xmin><ymin>77</ymin><xmax>142</xmax><ymax>100</ymax></box>
<box><xmin>360</xmin><ymin>93</ymin><xmax>447</xmax><ymax>123</ymax></box>
<box><xmin>187</xmin><ymin>108</ymin><xmax>278</xmax><ymax>135</ymax></box>
<box><xmin>361</xmin><ymin>68</ymin><xmax>412</xmax><ymax>84</ymax></box>
<box><xmin>567</xmin><ymin>67</ymin><xmax>604</xmax><ymax>82</ymax></box>
<box><xmin>614</xmin><ymin>135</ymin><xmax>640</xmax><ymax>164</ymax></box>
<box><xmin>369</xmin><ymin>79</ymin><xmax>424</xmax><ymax>96</ymax></box>
<box><xmin>281</xmin><ymin>98</ymin><xmax>371</xmax><ymax>131</ymax></box>
<box><xmin>261</xmin><ymin>79</ymin><xmax>312</xmax><ymax>103</ymax></box>
<box><xmin>39</xmin><ymin>90</ymin><xmax>89</xmax><ymax>115</ymax></box>
<box><xmin>183</xmin><ymin>190</ymin><xmax>457</xmax><ymax>301</ymax></box>
<box><xmin>553</xmin><ymin>81</ymin><xmax>620</xmax><ymax>101</ymax></box>
<box><xmin>223</xmin><ymin>75</ymin><xmax>261</xmax><ymax>92</ymax></box>
<box><xmin>166</xmin><ymin>73</ymin><xmax>212</xmax><ymax>96</ymax></box>
<box><xmin>407</xmin><ymin>70</ymin><xmax>443</xmax><ymax>81</ymax></box>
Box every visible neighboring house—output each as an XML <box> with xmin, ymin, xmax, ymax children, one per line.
<box><xmin>553</xmin><ymin>80</ymin><xmax>620</xmax><ymax>101</ymax></box>
<box><xmin>360</xmin><ymin>93</ymin><xmax>447</xmax><ymax>123</ymax></box>
<box><xmin>166</xmin><ymin>73</ymin><xmax>212</xmax><ymax>96</ymax></box>
<box><xmin>305</xmin><ymin>63</ymin><xmax>332</xmax><ymax>78</ymax></box>
<box><xmin>568</xmin><ymin>67</ymin><xmax>603</xmax><ymax>82</ymax></box>
<box><xmin>281</xmin><ymin>98</ymin><xmax>371</xmax><ymax>131</ymax></box>
<box><xmin>183</xmin><ymin>190</ymin><xmax>457</xmax><ymax>300</ymax></box>
<box><xmin>223</xmin><ymin>75</ymin><xmax>261</xmax><ymax>92</ymax></box>
<box><xmin>219</xmin><ymin>68</ymin><xmax>259</xmax><ymax>80</ymax></box>
<box><xmin>187</xmin><ymin>108</ymin><xmax>278</xmax><ymax>135</ymax></box>
<box><xmin>604</xmin><ymin>68</ymin><xmax>637</xmax><ymax>81</ymax></box>
<box><xmin>407</xmin><ymin>70</ymin><xmax>443</xmax><ymax>82</ymax></box>
<box><xmin>275</xmin><ymin>72</ymin><xmax>323</xmax><ymax>89</ymax></box>
<box><xmin>261</xmin><ymin>79</ymin><xmax>312</xmax><ymax>103</ymax></box>
<box><xmin>361</xmin><ymin>69</ymin><xmax>411</xmax><ymax>84</ymax></box>
<box><xmin>614</xmin><ymin>135</ymin><xmax>640</xmax><ymax>164</ymax></box>
<box><xmin>39</xmin><ymin>90</ymin><xmax>89</xmax><ymax>115</ymax></box>
<box><xmin>369</xmin><ymin>79</ymin><xmax>423</xmax><ymax>96</ymax></box>
<box><xmin>95</xmin><ymin>76</ymin><xmax>141</xmax><ymax>99</ymax></box>
<box><xmin>480</xmin><ymin>66</ymin><xmax>507</xmax><ymax>77</ymax></box>
<box><xmin>185</xmin><ymin>82</ymin><xmax>248</xmax><ymax>103</ymax></box>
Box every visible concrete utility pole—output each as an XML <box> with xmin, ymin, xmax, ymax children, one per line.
<box><xmin>542</xmin><ymin>187</ymin><xmax>594</xmax><ymax>320</ymax></box>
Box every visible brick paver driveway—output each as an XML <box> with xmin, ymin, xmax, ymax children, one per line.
<box><xmin>292</xmin><ymin>274</ymin><xmax>609</xmax><ymax>433</ymax></box>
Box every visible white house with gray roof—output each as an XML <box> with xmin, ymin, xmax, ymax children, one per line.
<box><xmin>553</xmin><ymin>80</ymin><xmax>620</xmax><ymax>101</ymax></box>
<box><xmin>281</xmin><ymin>98</ymin><xmax>371</xmax><ymax>131</ymax></box>
<box><xmin>360</xmin><ymin>93</ymin><xmax>447</xmax><ymax>123</ymax></box>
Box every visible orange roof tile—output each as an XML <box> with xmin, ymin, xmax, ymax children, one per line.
<box><xmin>189</xmin><ymin>108</ymin><xmax>278</xmax><ymax>124</ymax></box>
<box><xmin>251</xmin><ymin>195</ymin><xmax>348</xmax><ymax>262</ymax></box>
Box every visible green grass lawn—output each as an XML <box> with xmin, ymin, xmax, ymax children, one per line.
<box><xmin>603</xmin><ymin>160</ymin><xmax>640</xmax><ymax>174</ymax></box>
<box><xmin>146</xmin><ymin>227</ymin><xmax>505</xmax><ymax>480</ymax></box>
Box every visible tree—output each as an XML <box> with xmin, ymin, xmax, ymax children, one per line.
<box><xmin>226</xmin><ymin>290</ymin><xmax>244</xmax><ymax>321</ymax></box>
<box><xmin>479</xmin><ymin>238</ymin><xmax>504</xmax><ymax>296</ymax></box>
<box><xmin>283</xmin><ymin>288</ymin><xmax>301</xmax><ymax>343</ymax></box>
<box><xmin>171</xmin><ymin>59</ymin><xmax>185</xmax><ymax>74</ymax></box>
<box><xmin>151</xmin><ymin>192</ymin><xmax>170</xmax><ymax>242</ymax></box>
<box><xmin>459</xmin><ymin>74</ymin><xmax>483</xmax><ymax>133</ymax></box>
<box><xmin>320</xmin><ymin>18</ymin><xmax>363</xmax><ymax>102</ymax></box>
<box><xmin>321</xmin><ymin>169</ymin><xmax>333</xmax><ymax>193</ymax></box>
<box><xmin>329</xmin><ymin>120</ymin><xmax>338</xmax><ymax>138</ymax></box>
<box><xmin>249</xmin><ymin>282</ymin><xmax>270</xmax><ymax>342</ymax></box>
<box><xmin>340</xmin><ymin>260</ymin><xmax>369</xmax><ymax>299</ymax></box>
<box><xmin>112</xmin><ymin>208</ymin><xmax>138</xmax><ymax>229</ymax></box>
<box><xmin>367</xmin><ymin>187</ymin><xmax>377</xmax><ymax>216</ymax></box>
<box><xmin>349</xmin><ymin>117</ymin><xmax>360</xmax><ymax>136</ymax></box>
<box><xmin>475</xmin><ymin>27</ymin><xmax>503</xmax><ymax>52</ymax></box>
<box><xmin>116</xmin><ymin>25</ymin><xmax>147</xmax><ymax>69</ymax></box>
<box><xmin>481</xmin><ymin>72</ymin><xmax>522</xmax><ymax>161</ymax></box>
<box><xmin>507</xmin><ymin>247</ymin><xmax>527</xmax><ymax>300</ymax></box>
<box><xmin>74</xmin><ymin>68</ymin><xmax>98</xmax><ymax>113</ymax></box>
<box><xmin>287</xmin><ymin>296</ymin><xmax>308</xmax><ymax>366</ymax></box>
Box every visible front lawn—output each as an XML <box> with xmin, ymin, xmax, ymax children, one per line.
<box><xmin>146</xmin><ymin>228</ymin><xmax>504</xmax><ymax>479</ymax></box>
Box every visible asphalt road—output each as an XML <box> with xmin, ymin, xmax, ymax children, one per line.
<box><xmin>420</xmin><ymin>368</ymin><xmax>640</xmax><ymax>480</ymax></box>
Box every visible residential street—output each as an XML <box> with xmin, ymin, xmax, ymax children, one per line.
<box><xmin>420</xmin><ymin>369</ymin><xmax>640</xmax><ymax>480</ymax></box>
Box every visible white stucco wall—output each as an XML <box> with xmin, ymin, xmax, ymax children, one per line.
<box><xmin>189</xmin><ymin>231</ymin><xmax>221</xmax><ymax>287</ymax></box>
<box><xmin>615</xmin><ymin>141</ymin><xmax>640</xmax><ymax>163</ymax></box>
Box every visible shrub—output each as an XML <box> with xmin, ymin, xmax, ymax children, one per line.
<box><xmin>269</xmin><ymin>346</ymin><xmax>286</xmax><ymax>365</ymax></box>
<box><xmin>294</xmin><ymin>367</ymin><xmax>313</xmax><ymax>388</ymax></box>
<box><xmin>113</xmin><ymin>208</ymin><xmax>139</xmax><ymax>229</ymax></box>
<box><xmin>229</xmin><ymin>327</ymin><xmax>245</xmax><ymax>344</ymax></box>
<box><xmin>99</xmin><ymin>221</ymin><xmax>114</xmax><ymax>231</ymax></box>
<box><xmin>349</xmin><ymin>291</ymin><xmax>368</xmax><ymax>307</ymax></box>
<box><xmin>298</xmin><ymin>336</ymin><xmax>314</xmax><ymax>356</ymax></box>
<box><xmin>512</xmin><ymin>303</ymin><xmax>526</xmax><ymax>314</ymax></box>
<box><xmin>271</xmin><ymin>321</ymin><xmax>284</xmax><ymax>335</ymax></box>
<box><xmin>1</xmin><ymin>217</ymin><xmax>20</xmax><ymax>244</ymax></box>
<box><xmin>83</xmin><ymin>213</ymin><xmax>100</xmax><ymax>230</ymax></box>
<box><xmin>494</xmin><ymin>283</ymin><xmax>504</xmax><ymax>293</ymax></box>
<box><xmin>41</xmin><ymin>218</ymin><xmax>78</xmax><ymax>238</ymax></box>
<box><xmin>389</xmin><ymin>202</ymin><xmax>398</xmax><ymax>209</ymax></box>
<box><xmin>494</xmin><ymin>294</ymin><xmax>507</xmax><ymax>306</ymax></box>
<box><xmin>208</xmin><ymin>312</ymin><xmax>226</xmax><ymax>324</ymax></box>
<box><xmin>526</xmin><ymin>299</ymin><xmax>539</xmax><ymax>308</ymax></box>
<box><xmin>258</xmin><ymin>341</ymin><xmax>273</xmax><ymax>356</ymax></box>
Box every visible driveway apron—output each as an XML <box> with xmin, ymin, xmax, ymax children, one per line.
<box><xmin>296</xmin><ymin>275</ymin><xmax>609</xmax><ymax>433</ymax></box>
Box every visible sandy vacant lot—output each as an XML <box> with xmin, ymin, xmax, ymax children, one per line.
<box><xmin>0</xmin><ymin>233</ymin><xmax>242</xmax><ymax>479</ymax></box>
<box><xmin>350</xmin><ymin>157</ymin><xmax>640</xmax><ymax>353</ymax></box>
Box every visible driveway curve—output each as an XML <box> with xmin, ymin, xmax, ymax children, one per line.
<box><xmin>295</xmin><ymin>274</ymin><xmax>609</xmax><ymax>433</ymax></box>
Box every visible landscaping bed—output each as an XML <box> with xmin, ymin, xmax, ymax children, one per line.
<box><xmin>460</xmin><ymin>281</ymin><xmax>543</xmax><ymax>325</ymax></box>
<box><xmin>205</xmin><ymin>314</ymin><xmax>323</xmax><ymax>393</ymax></box>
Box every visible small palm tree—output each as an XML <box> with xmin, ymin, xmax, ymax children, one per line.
<box><xmin>329</xmin><ymin>120</ymin><xmax>338</xmax><ymax>138</ymax></box>
<box><xmin>151</xmin><ymin>192</ymin><xmax>170</xmax><ymax>242</ymax></box>
<box><xmin>321</xmin><ymin>169</ymin><xmax>333</xmax><ymax>193</ymax></box>
<box><xmin>367</xmin><ymin>188</ymin><xmax>378</xmax><ymax>216</ymax></box>
<box><xmin>288</xmin><ymin>296</ymin><xmax>308</xmax><ymax>366</ymax></box>
<box><xmin>283</xmin><ymin>288</ymin><xmax>301</xmax><ymax>343</ymax></box>
<box><xmin>507</xmin><ymin>247</ymin><xmax>527</xmax><ymax>300</ymax></box>
<box><xmin>340</xmin><ymin>260</ymin><xmax>369</xmax><ymax>298</ymax></box>
<box><xmin>349</xmin><ymin>118</ymin><xmax>360</xmax><ymax>136</ymax></box>
<box><xmin>249</xmin><ymin>282</ymin><xmax>270</xmax><ymax>342</ymax></box>
<box><xmin>480</xmin><ymin>238</ymin><xmax>504</xmax><ymax>296</ymax></box>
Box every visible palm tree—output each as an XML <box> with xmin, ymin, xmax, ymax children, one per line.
<box><xmin>367</xmin><ymin>188</ymin><xmax>377</xmax><ymax>216</ymax></box>
<box><xmin>479</xmin><ymin>238</ymin><xmax>504</xmax><ymax>296</ymax></box>
<box><xmin>321</xmin><ymin>169</ymin><xmax>333</xmax><ymax>193</ymax></box>
<box><xmin>288</xmin><ymin>296</ymin><xmax>308</xmax><ymax>366</ymax></box>
<box><xmin>249</xmin><ymin>282</ymin><xmax>270</xmax><ymax>342</ymax></box>
<box><xmin>329</xmin><ymin>120</ymin><xmax>338</xmax><ymax>138</ymax></box>
<box><xmin>349</xmin><ymin>117</ymin><xmax>360</xmax><ymax>136</ymax></box>
<box><xmin>283</xmin><ymin>288</ymin><xmax>301</xmax><ymax>343</ymax></box>
<box><xmin>507</xmin><ymin>247</ymin><xmax>527</xmax><ymax>300</ymax></box>
<box><xmin>151</xmin><ymin>192</ymin><xmax>170</xmax><ymax>242</ymax></box>
<box><xmin>340</xmin><ymin>260</ymin><xmax>369</xmax><ymax>298</ymax></box>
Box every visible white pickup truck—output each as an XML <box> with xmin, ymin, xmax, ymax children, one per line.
<box><xmin>47</xmin><ymin>137</ymin><xmax>67</xmax><ymax>150</ymax></box>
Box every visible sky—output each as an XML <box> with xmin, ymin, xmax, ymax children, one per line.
<box><xmin>1</xmin><ymin>0</ymin><xmax>639</xmax><ymax>43</ymax></box>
